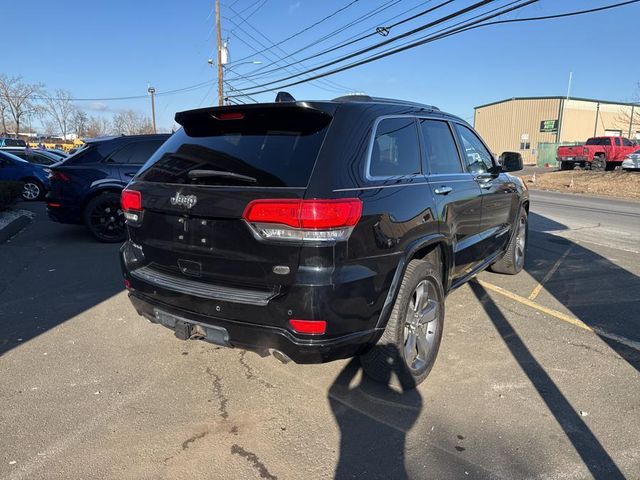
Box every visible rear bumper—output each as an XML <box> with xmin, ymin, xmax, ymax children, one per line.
<box><xmin>127</xmin><ymin>291</ymin><xmax>380</xmax><ymax>363</ymax></box>
<box><xmin>45</xmin><ymin>201</ymin><xmax>82</xmax><ymax>224</ymax></box>
<box><xmin>557</xmin><ymin>156</ymin><xmax>587</xmax><ymax>163</ymax></box>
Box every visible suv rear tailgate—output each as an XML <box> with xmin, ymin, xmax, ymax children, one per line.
<box><xmin>124</xmin><ymin>103</ymin><xmax>334</xmax><ymax>301</ymax></box>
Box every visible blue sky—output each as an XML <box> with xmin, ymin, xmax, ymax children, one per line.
<box><xmin>3</xmin><ymin>0</ymin><xmax>639</xmax><ymax>130</ymax></box>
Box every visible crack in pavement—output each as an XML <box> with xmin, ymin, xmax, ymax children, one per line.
<box><xmin>230</xmin><ymin>444</ymin><xmax>278</xmax><ymax>480</ymax></box>
<box><xmin>238</xmin><ymin>351</ymin><xmax>276</xmax><ymax>389</ymax></box>
<box><xmin>206</xmin><ymin>367</ymin><xmax>229</xmax><ymax>419</ymax></box>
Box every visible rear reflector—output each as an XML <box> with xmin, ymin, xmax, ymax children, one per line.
<box><xmin>47</xmin><ymin>202</ymin><xmax>61</xmax><ymax>208</ymax></box>
<box><xmin>214</xmin><ymin>112</ymin><xmax>245</xmax><ymax>120</ymax></box>
<box><xmin>289</xmin><ymin>319</ymin><xmax>326</xmax><ymax>335</ymax></box>
<box><xmin>121</xmin><ymin>189</ymin><xmax>142</xmax><ymax>211</ymax></box>
<box><xmin>124</xmin><ymin>279</ymin><xmax>131</xmax><ymax>290</ymax></box>
<box><xmin>49</xmin><ymin>171</ymin><xmax>70</xmax><ymax>182</ymax></box>
<box><xmin>243</xmin><ymin>199</ymin><xmax>362</xmax><ymax>244</ymax></box>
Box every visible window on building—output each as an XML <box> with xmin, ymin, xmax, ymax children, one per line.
<box><xmin>369</xmin><ymin>117</ymin><xmax>421</xmax><ymax>178</ymax></box>
<box><xmin>519</xmin><ymin>141</ymin><xmax>531</xmax><ymax>150</ymax></box>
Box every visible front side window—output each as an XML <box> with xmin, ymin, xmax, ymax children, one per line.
<box><xmin>454</xmin><ymin>124</ymin><xmax>494</xmax><ymax>174</ymax></box>
<box><xmin>419</xmin><ymin>119</ymin><xmax>462</xmax><ymax>174</ymax></box>
<box><xmin>369</xmin><ymin>117</ymin><xmax>421</xmax><ymax>178</ymax></box>
<box><xmin>622</xmin><ymin>138</ymin><xmax>633</xmax><ymax>147</ymax></box>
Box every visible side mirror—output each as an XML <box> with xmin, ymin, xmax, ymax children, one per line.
<box><xmin>500</xmin><ymin>152</ymin><xmax>523</xmax><ymax>172</ymax></box>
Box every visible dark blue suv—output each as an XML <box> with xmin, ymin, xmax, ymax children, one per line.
<box><xmin>0</xmin><ymin>150</ymin><xmax>51</xmax><ymax>200</ymax></box>
<box><xmin>46</xmin><ymin>134</ymin><xmax>169</xmax><ymax>241</ymax></box>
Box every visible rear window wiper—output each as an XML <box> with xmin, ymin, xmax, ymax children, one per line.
<box><xmin>187</xmin><ymin>169</ymin><xmax>257</xmax><ymax>183</ymax></box>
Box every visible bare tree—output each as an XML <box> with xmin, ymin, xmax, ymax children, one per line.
<box><xmin>71</xmin><ymin>109</ymin><xmax>88</xmax><ymax>138</ymax></box>
<box><xmin>111</xmin><ymin>110</ymin><xmax>154</xmax><ymax>135</ymax></box>
<box><xmin>43</xmin><ymin>89</ymin><xmax>75</xmax><ymax>140</ymax></box>
<box><xmin>86</xmin><ymin>115</ymin><xmax>111</xmax><ymax>138</ymax></box>
<box><xmin>616</xmin><ymin>83</ymin><xmax>640</xmax><ymax>138</ymax></box>
<box><xmin>0</xmin><ymin>74</ymin><xmax>44</xmax><ymax>138</ymax></box>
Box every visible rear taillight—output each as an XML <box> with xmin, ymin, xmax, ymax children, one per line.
<box><xmin>214</xmin><ymin>112</ymin><xmax>245</xmax><ymax>120</ymax></box>
<box><xmin>243</xmin><ymin>198</ymin><xmax>362</xmax><ymax>244</ymax></box>
<box><xmin>49</xmin><ymin>171</ymin><xmax>70</xmax><ymax>182</ymax></box>
<box><xmin>121</xmin><ymin>189</ymin><xmax>143</xmax><ymax>224</ymax></box>
<box><xmin>289</xmin><ymin>319</ymin><xmax>326</xmax><ymax>335</ymax></box>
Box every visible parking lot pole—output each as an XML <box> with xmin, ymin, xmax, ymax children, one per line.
<box><xmin>215</xmin><ymin>0</ymin><xmax>224</xmax><ymax>106</ymax></box>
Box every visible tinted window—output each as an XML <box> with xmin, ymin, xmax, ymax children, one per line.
<box><xmin>108</xmin><ymin>143</ymin><xmax>139</xmax><ymax>164</ymax></box>
<box><xmin>108</xmin><ymin>140</ymin><xmax>163</xmax><ymax>165</ymax></box>
<box><xmin>369</xmin><ymin>117</ymin><xmax>420</xmax><ymax>178</ymax></box>
<box><xmin>2</xmin><ymin>139</ymin><xmax>26</xmax><ymax>147</ymax></box>
<box><xmin>31</xmin><ymin>152</ymin><xmax>56</xmax><ymax>165</ymax></box>
<box><xmin>454</xmin><ymin>124</ymin><xmax>494</xmax><ymax>174</ymax></box>
<box><xmin>138</xmin><ymin>123</ymin><xmax>330</xmax><ymax>188</ymax></box>
<box><xmin>622</xmin><ymin>138</ymin><xmax>634</xmax><ymax>147</ymax></box>
<box><xmin>419</xmin><ymin>120</ymin><xmax>462</xmax><ymax>174</ymax></box>
<box><xmin>615</xmin><ymin>137</ymin><xmax>621</xmax><ymax>146</ymax></box>
<box><xmin>586</xmin><ymin>138</ymin><xmax>610</xmax><ymax>146</ymax></box>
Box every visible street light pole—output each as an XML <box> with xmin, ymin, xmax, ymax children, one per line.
<box><xmin>215</xmin><ymin>0</ymin><xmax>224</xmax><ymax>106</ymax></box>
<box><xmin>147</xmin><ymin>86</ymin><xmax>156</xmax><ymax>134</ymax></box>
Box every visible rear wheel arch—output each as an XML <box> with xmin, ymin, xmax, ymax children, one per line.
<box><xmin>82</xmin><ymin>187</ymin><xmax>123</xmax><ymax>212</ymax></box>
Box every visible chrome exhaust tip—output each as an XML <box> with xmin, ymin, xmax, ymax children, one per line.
<box><xmin>270</xmin><ymin>349</ymin><xmax>292</xmax><ymax>364</ymax></box>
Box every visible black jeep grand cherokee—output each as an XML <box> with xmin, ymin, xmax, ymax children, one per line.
<box><xmin>120</xmin><ymin>95</ymin><xmax>528</xmax><ymax>387</ymax></box>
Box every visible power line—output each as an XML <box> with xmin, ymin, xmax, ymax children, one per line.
<box><xmin>229</xmin><ymin>0</ymin><xmax>639</xmax><ymax>98</ymax></box>
<box><xmin>228</xmin><ymin>0</ymin><xmax>496</xmax><ymax>92</ymax></box>
<box><xmin>231</xmin><ymin>0</ymin><xmax>453</xmax><ymax>82</ymax></box>
<box><xmin>230</xmin><ymin>0</ymin><xmax>361</xmax><ymax>65</ymax></box>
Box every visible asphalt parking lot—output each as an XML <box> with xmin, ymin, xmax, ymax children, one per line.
<box><xmin>1</xmin><ymin>191</ymin><xmax>639</xmax><ymax>480</ymax></box>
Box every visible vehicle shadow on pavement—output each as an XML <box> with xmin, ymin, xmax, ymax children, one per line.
<box><xmin>469</xmin><ymin>211</ymin><xmax>640</xmax><ymax>479</ymax></box>
<box><xmin>526</xmin><ymin>212</ymin><xmax>640</xmax><ymax>373</ymax></box>
<box><xmin>0</xmin><ymin>203</ymin><xmax>123</xmax><ymax>356</ymax></box>
<box><xmin>328</xmin><ymin>355</ymin><xmax>420</xmax><ymax>480</ymax></box>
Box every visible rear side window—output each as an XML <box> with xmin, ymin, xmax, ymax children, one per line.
<box><xmin>615</xmin><ymin>137</ymin><xmax>621</xmax><ymax>146</ymax></box>
<box><xmin>108</xmin><ymin>140</ymin><xmax>163</xmax><ymax>165</ymax></box>
<box><xmin>138</xmin><ymin>111</ymin><xmax>331</xmax><ymax>187</ymax></box>
<box><xmin>586</xmin><ymin>138</ymin><xmax>609</xmax><ymax>146</ymax></box>
<box><xmin>623</xmin><ymin>138</ymin><xmax>634</xmax><ymax>147</ymax></box>
<box><xmin>369</xmin><ymin>117</ymin><xmax>421</xmax><ymax>178</ymax></box>
<box><xmin>419</xmin><ymin>120</ymin><xmax>462</xmax><ymax>174</ymax></box>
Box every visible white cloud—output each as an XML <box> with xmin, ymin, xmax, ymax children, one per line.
<box><xmin>87</xmin><ymin>101</ymin><xmax>108</xmax><ymax>111</ymax></box>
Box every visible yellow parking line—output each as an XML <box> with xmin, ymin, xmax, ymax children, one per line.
<box><xmin>476</xmin><ymin>279</ymin><xmax>640</xmax><ymax>352</ymax></box>
<box><xmin>477</xmin><ymin>279</ymin><xmax>592</xmax><ymax>331</ymax></box>
<box><xmin>528</xmin><ymin>245</ymin><xmax>573</xmax><ymax>301</ymax></box>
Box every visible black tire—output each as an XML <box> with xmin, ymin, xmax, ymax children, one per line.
<box><xmin>490</xmin><ymin>209</ymin><xmax>528</xmax><ymax>275</ymax></box>
<box><xmin>83</xmin><ymin>191</ymin><xmax>126</xmax><ymax>243</ymax></box>
<box><xmin>21</xmin><ymin>179</ymin><xmax>45</xmax><ymax>201</ymax></box>
<box><xmin>360</xmin><ymin>259</ymin><xmax>445</xmax><ymax>389</ymax></box>
<box><xmin>591</xmin><ymin>155</ymin><xmax>606</xmax><ymax>171</ymax></box>
<box><xmin>605</xmin><ymin>162</ymin><xmax>616</xmax><ymax>171</ymax></box>
<box><xmin>560</xmin><ymin>161</ymin><xmax>574</xmax><ymax>171</ymax></box>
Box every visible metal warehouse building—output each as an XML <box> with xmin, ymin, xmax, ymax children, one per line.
<box><xmin>473</xmin><ymin>96</ymin><xmax>639</xmax><ymax>165</ymax></box>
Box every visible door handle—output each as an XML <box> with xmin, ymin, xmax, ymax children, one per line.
<box><xmin>434</xmin><ymin>186</ymin><xmax>452</xmax><ymax>195</ymax></box>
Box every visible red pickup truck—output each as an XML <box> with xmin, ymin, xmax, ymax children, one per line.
<box><xmin>557</xmin><ymin>136</ymin><xmax>637</xmax><ymax>171</ymax></box>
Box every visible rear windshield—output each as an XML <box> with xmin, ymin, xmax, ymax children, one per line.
<box><xmin>585</xmin><ymin>138</ymin><xmax>610</xmax><ymax>146</ymax></box>
<box><xmin>137</xmin><ymin>110</ymin><xmax>331</xmax><ymax>187</ymax></box>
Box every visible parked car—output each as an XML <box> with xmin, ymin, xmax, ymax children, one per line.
<box><xmin>557</xmin><ymin>136</ymin><xmax>637</xmax><ymax>171</ymax></box>
<box><xmin>622</xmin><ymin>149</ymin><xmax>640</xmax><ymax>171</ymax></box>
<box><xmin>0</xmin><ymin>137</ymin><xmax>27</xmax><ymax>147</ymax></box>
<box><xmin>0</xmin><ymin>150</ymin><xmax>51</xmax><ymax>200</ymax></box>
<box><xmin>120</xmin><ymin>95</ymin><xmax>529</xmax><ymax>388</ymax></box>
<box><xmin>0</xmin><ymin>147</ymin><xmax>61</xmax><ymax>166</ymax></box>
<box><xmin>45</xmin><ymin>148</ymin><xmax>69</xmax><ymax>160</ymax></box>
<box><xmin>46</xmin><ymin>134</ymin><xmax>170</xmax><ymax>241</ymax></box>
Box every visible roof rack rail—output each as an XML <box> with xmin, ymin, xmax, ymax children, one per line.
<box><xmin>332</xmin><ymin>95</ymin><xmax>439</xmax><ymax>111</ymax></box>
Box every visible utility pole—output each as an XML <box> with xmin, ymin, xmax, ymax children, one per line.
<box><xmin>215</xmin><ymin>0</ymin><xmax>224</xmax><ymax>106</ymax></box>
<box><xmin>147</xmin><ymin>86</ymin><xmax>157</xmax><ymax>134</ymax></box>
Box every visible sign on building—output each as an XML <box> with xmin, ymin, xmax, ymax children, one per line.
<box><xmin>540</xmin><ymin>119</ymin><xmax>558</xmax><ymax>133</ymax></box>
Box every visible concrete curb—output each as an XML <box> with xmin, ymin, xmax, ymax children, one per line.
<box><xmin>0</xmin><ymin>213</ymin><xmax>32</xmax><ymax>243</ymax></box>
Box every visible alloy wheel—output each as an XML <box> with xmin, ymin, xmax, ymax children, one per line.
<box><xmin>22</xmin><ymin>182</ymin><xmax>41</xmax><ymax>200</ymax></box>
<box><xmin>514</xmin><ymin>215</ymin><xmax>527</xmax><ymax>269</ymax></box>
<box><xmin>403</xmin><ymin>280</ymin><xmax>439</xmax><ymax>373</ymax></box>
<box><xmin>89</xmin><ymin>198</ymin><xmax>125</xmax><ymax>240</ymax></box>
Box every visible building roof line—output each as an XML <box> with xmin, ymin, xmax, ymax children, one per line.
<box><xmin>474</xmin><ymin>96</ymin><xmax>640</xmax><ymax>110</ymax></box>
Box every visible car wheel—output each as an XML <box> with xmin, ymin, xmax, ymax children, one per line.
<box><xmin>21</xmin><ymin>179</ymin><xmax>45</xmax><ymax>201</ymax></box>
<box><xmin>83</xmin><ymin>192</ymin><xmax>126</xmax><ymax>243</ymax></box>
<box><xmin>560</xmin><ymin>161</ymin><xmax>574</xmax><ymax>171</ymax></box>
<box><xmin>490</xmin><ymin>209</ymin><xmax>528</xmax><ymax>275</ymax></box>
<box><xmin>360</xmin><ymin>258</ymin><xmax>445</xmax><ymax>389</ymax></box>
<box><xmin>592</xmin><ymin>155</ymin><xmax>606</xmax><ymax>171</ymax></box>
